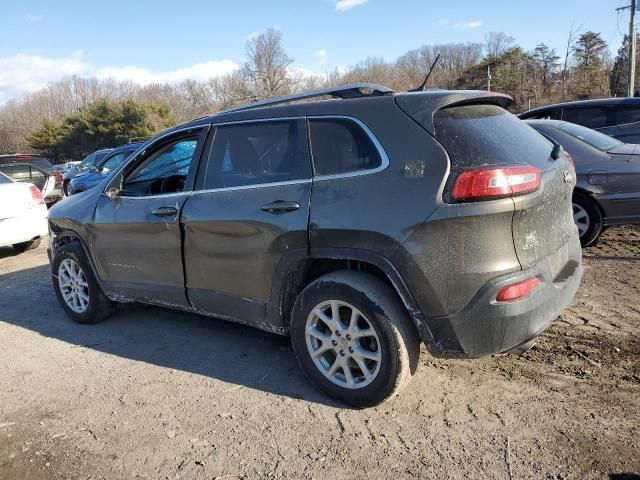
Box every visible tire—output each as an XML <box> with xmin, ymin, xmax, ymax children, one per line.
<box><xmin>51</xmin><ymin>241</ymin><xmax>114</xmax><ymax>324</ymax></box>
<box><xmin>62</xmin><ymin>180</ymin><xmax>70</xmax><ymax>196</ymax></box>
<box><xmin>290</xmin><ymin>271</ymin><xmax>419</xmax><ymax>408</ymax></box>
<box><xmin>12</xmin><ymin>238</ymin><xmax>41</xmax><ymax>252</ymax></box>
<box><xmin>572</xmin><ymin>192</ymin><xmax>603</xmax><ymax>247</ymax></box>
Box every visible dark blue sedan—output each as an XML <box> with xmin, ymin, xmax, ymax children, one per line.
<box><xmin>68</xmin><ymin>143</ymin><xmax>143</xmax><ymax>195</ymax></box>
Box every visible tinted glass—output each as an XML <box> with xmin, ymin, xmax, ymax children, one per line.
<box><xmin>609</xmin><ymin>105</ymin><xmax>640</xmax><ymax>125</ymax></box>
<box><xmin>100</xmin><ymin>151</ymin><xmax>130</xmax><ymax>172</ymax></box>
<box><xmin>309</xmin><ymin>119</ymin><xmax>382</xmax><ymax>176</ymax></box>
<box><xmin>433</xmin><ymin>104</ymin><xmax>553</xmax><ymax>170</ymax></box>
<box><xmin>123</xmin><ymin>137</ymin><xmax>199</xmax><ymax>195</ymax></box>
<box><xmin>561</xmin><ymin>107</ymin><xmax>609</xmax><ymax>129</ymax></box>
<box><xmin>0</xmin><ymin>164</ymin><xmax>45</xmax><ymax>183</ymax></box>
<box><xmin>79</xmin><ymin>152</ymin><xmax>99</xmax><ymax>169</ymax></box>
<box><xmin>204</xmin><ymin>119</ymin><xmax>309</xmax><ymax>189</ymax></box>
<box><xmin>557</xmin><ymin>122</ymin><xmax>623</xmax><ymax>151</ymax></box>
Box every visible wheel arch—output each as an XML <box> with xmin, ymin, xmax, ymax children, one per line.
<box><xmin>267</xmin><ymin>247</ymin><xmax>436</xmax><ymax>350</ymax></box>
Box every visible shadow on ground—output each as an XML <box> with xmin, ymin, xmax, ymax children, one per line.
<box><xmin>0</xmin><ymin>263</ymin><xmax>337</xmax><ymax>407</ymax></box>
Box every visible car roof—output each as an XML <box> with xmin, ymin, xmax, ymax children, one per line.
<box><xmin>158</xmin><ymin>86</ymin><xmax>513</xmax><ymax>139</ymax></box>
<box><xmin>521</xmin><ymin>97</ymin><xmax>640</xmax><ymax>116</ymax></box>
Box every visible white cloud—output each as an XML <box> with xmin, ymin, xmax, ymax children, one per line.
<box><xmin>0</xmin><ymin>51</ymin><xmax>238</xmax><ymax>104</ymax></box>
<box><xmin>0</xmin><ymin>50</ymin><xmax>89</xmax><ymax>103</ymax></box>
<box><xmin>335</xmin><ymin>0</ymin><xmax>368</xmax><ymax>11</ymax></box>
<box><xmin>315</xmin><ymin>49</ymin><xmax>327</xmax><ymax>65</ymax></box>
<box><xmin>96</xmin><ymin>59</ymin><xmax>238</xmax><ymax>84</ymax></box>
<box><xmin>452</xmin><ymin>20</ymin><xmax>483</xmax><ymax>29</ymax></box>
<box><xmin>26</xmin><ymin>14</ymin><xmax>43</xmax><ymax>22</ymax></box>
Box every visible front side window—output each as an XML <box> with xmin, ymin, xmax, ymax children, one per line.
<box><xmin>609</xmin><ymin>105</ymin><xmax>640</xmax><ymax>125</ymax></box>
<box><xmin>121</xmin><ymin>136</ymin><xmax>200</xmax><ymax>196</ymax></box>
<box><xmin>308</xmin><ymin>118</ymin><xmax>382</xmax><ymax>176</ymax></box>
<box><xmin>562</xmin><ymin>107</ymin><xmax>609</xmax><ymax>129</ymax></box>
<box><xmin>100</xmin><ymin>151</ymin><xmax>130</xmax><ymax>173</ymax></box>
<box><xmin>203</xmin><ymin>119</ymin><xmax>309</xmax><ymax>189</ymax></box>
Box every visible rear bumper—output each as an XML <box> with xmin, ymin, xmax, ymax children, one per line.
<box><xmin>426</xmin><ymin>238</ymin><xmax>582</xmax><ymax>358</ymax></box>
<box><xmin>0</xmin><ymin>210</ymin><xmax>48</xmax><ymax>248</ymax></box>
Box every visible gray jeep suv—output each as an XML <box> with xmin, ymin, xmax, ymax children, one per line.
<box><xmin>47</xmin><ymin>84</ymin><xmax>582</xmax><ymax>407</ymax></box>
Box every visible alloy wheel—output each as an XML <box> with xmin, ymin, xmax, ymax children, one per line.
<box><xmin>572</xmin><ymin>202</ymin><xmax>590</xmax><ymax>238</ymax></box>
<box><xmin>58</xmin><ymin>258</ymin><xmax>90</xmax><ymax>313</ymax></box>
<box><xmin>305</xmin><ymin>300</ymin><xmax>381</xmax><ymax>389</ymax></box>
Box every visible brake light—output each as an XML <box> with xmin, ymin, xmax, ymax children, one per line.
<box><xmin>16</xmin><ymin>154</ymin><xmax>33</xmax><ymax>159</ymax></box>
<box><xmin>563</xmin><ymin>150</ymin><xmax>576</xmax><ymax>169</ymax></box>
<box><xmin>451</xmin><ymin>166</ymin><xmax>541</xmax><ymax>202</ymax></box>
<box><xmin>55</xmin><ymin>170</ymin><xmax>63</xmax><ymax>186</ymax></box>
<box><xmin>496</xmin><ymin>277</ymin><xmax>540</xmax><ymax>302</ymax></box>
<box><xmin>29</xmin><ymin>184</ymin><xmax>45</xmax><ymax>205</ymax></box>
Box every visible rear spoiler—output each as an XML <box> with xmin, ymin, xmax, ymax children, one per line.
<box><xmin>394</xmin><ymin>90</ymin><xmax>513</xmax><ymax>135</ymax></box>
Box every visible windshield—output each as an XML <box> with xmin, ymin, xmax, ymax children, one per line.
<box><xmin>79</xmin><ymin>152</ymin><xmax>99</xmax><ymax>169</ymax></box>
<box><xmin>557</xmin><ymin>122</ymin><xmax>623</xmax><ymax>151</ymax></box>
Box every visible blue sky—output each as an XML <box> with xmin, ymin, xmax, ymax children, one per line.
<box><xmin>0</xmin><ymin>0</ymin><xmax>629</xmax><ymax>103</ymax></box>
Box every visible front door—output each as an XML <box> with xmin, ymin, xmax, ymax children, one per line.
<box><xmin>89</xmin><ymin>127</ymin><xmax>209</xmax><ymax>306</ymax></box>
<box><xmin>182</xmin><ymin>119</ymin><xmax>311</xmax><ymax>327</ymax></box>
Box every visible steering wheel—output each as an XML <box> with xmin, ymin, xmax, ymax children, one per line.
<box><xmin>159</xmin><ymin>175</ymin><xmax>186</xmax><ymax>194</ymax></box>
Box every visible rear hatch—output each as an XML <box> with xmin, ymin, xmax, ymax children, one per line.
<box><xmin>399</xmin><ymin>96</ymin><xmax>576</xmax><ymax>270</ymax></box>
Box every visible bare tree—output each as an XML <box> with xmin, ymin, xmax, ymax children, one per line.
<box><xmin>562</xmin><ymin>23</ymin><xmax>582</xmax><ymax>100</ymax></box>
<box><xmin>242</xmin><ymin>28</ymin><xmax>294</xmax><ymax>100</ymax></box>
<box><xmin>484</xmin><ymin>32</ymin><xmax>515</xmax><ymax>58</ymax></box>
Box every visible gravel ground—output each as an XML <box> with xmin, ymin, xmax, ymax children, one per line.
<box><xmin>0</xmin><ymin>228</ymin><xmax>639</xmax><ymax>480</ymax></box>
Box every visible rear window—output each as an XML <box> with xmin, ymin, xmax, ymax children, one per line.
<box><xmin>309</xmin><ymin>118</ymin><xmax>382</xmax><ymax>176</ymax></box>
<box><xmin>433</xmin><ymin>104</ymin><xmax>553</xmax><ymax>170</ymax></box>
<box><xmin>557</xmin><ymin>122</ymin><xmax>622</xmax><ymax>151</ymax></box>
<box><xmin>561</xmin><ymin>107</ymin><xmax>609</xmax><ymax>129</ymax></box>
<box><xmin>0</xmin><ymin>172</ymin><xmax>12</xmax><ymax>184</ymax></box>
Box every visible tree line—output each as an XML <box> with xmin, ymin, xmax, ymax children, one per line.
<box><xmin>0</xmin><ymin>27</ymin><xmax>632</xmax><ymax>161</ymax></box>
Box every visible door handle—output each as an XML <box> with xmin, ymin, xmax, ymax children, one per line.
<box><xmin>261</xmin><ymin>200</ymin><xmax>300</xmax><ymax>214</ymax></box>
<box><xmin>151</xmin><ymin>206</ymin><xmax>178</xmax><ymax>217</ymax></box>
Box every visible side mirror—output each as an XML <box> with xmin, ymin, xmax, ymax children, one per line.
<box><xmin>105</xmin><ymin>188</ymin><xmax>120</xmax><ymax>200</ymax></box>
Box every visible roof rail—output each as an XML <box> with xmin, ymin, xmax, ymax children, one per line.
<box><xmin>219</xmin><ymin>83</ymin><xmax>393</xmax><ymax>114</ymax></box>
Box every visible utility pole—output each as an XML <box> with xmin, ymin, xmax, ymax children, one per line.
<box><xmin>617</xmin><ymin>0</ymin><xmax>638</xmax><ymax>96</ymax></box>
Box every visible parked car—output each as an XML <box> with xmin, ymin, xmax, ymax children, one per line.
<box><xmin>526</xmin><ymin>119</ymin><xmax>640</xmax><ymax>247</ymax></box>
<box><xmin>53</xmin><ymin>161</ymin><xmax>80</xmax><ymax>173</ymax></box>
<box><xmin>519</xmin><ymin>97</ymin><xmax>640</xmax><ymax>144</ymax></box>
<box><xmin>0</xmin><ymin>171</ymin><xmax>48</xmax><ymax>252</ymax></box>
<box><xmin>48</xmin><ymin>84</ymin><xmax>582</xmax><ymax>407</ymax></box>
<box><xmin>67</xmin><ymin>143</ymin><xmax>142</xmax><ymax>195</ymax></box>
<box><xmin>0</xmin><ymin>154</ymin><xmax>62</xmax><ymax>206</ymax></box>
<box><xmin>62</xmin><ymin>149</ymin><xmax>112</xmax><ymax>195</ymax></box>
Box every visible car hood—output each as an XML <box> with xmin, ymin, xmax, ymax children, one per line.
<box><xmin>607</xmin><ymin>143</ymin><xmax>640</xmax><ymax>155</ymax></box>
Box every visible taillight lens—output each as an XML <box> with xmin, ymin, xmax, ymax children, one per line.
<box><xmin>496</xmin><ymin>276</ymin><xmax>540</xmax><ymax>302</ymax></box>
<box><xmin>29</xmin><ymin>184</ymin><xmax>45</xmax><ymax>205</ymax></box>
<box><xmin>563</xmin><ymin>150</ymin><xmax>576</xmax><ymax>169</ymax></box>
<box><xmin>55</xmin><ymin>170</ymin><xmax>63</xmax><ymax>186</ymax></box>
<box><xmin>451</xmin><ymin>166</ymin><xmax>541</xmax><ymax>202</ymax></box>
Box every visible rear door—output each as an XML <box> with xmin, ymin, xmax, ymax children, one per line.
<box><xmin>90</xmin><ymin>127</ymin><xmax>208</xmax><ymax>306</ymax></box>
<box><xmin>182</xmin><ymin>119</ymin><xmax>311</xmax><ymax>327</ymax></box>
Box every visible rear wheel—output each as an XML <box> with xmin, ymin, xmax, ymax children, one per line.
<box><xmin>52</xmin><ymin>242</ymin><xmax>114</xmax><ymax>324</ymax></box>
<box><xmin>12</xmin><ymin>238</ymin><xmax>41</xmax><ymax>252</ymax></box>
<box><xmin>572</xmin><ymin>192</ymin><xmax>603</xmax><ymax>247</ymax></box>
<box><xmin>290</xmin><ymin>271</ymin><xmax>419</xmax><ymax>408</ymax></box>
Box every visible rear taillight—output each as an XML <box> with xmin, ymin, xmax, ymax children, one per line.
<box><xmin>496</xmin><ymin>276</ymin><xmax>541</xmax><ymax>302</ymax></box>
<box><xmin>29</xmin><ymin>184</ymin><xmax>45</xmax><ymax>205</ymax></box>
<box><xmin>563</xmin><ymin>150</ymin><xmax>576</xmax><ymax>169</ymax></box>
<box><xmin>451</xmin><ymin>166</ymin><xmax>541</xmax><ymax>202</ymax></box>
<box><xmin>55</xmin><ymin>170</ymin><xmax>63</xmax><ymax>186</ymax></box>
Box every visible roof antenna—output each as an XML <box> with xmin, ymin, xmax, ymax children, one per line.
<box><xmin>409</xmin><ymin>53</ymin><xmax>441</xmax><ymax>92</ymax></box>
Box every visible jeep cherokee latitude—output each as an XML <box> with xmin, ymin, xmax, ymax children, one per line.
<box><xmin>47</xmin><ymin>84</ymin><xmax>582</xmax><ymax>407</ymax></box>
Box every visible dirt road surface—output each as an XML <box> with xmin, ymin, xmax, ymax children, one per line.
<box><xmin>1</xmin><ymin>228</ymin><xmax>639</xmax><ymax>479</ymax></box>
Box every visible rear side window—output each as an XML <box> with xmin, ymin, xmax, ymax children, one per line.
<box><xmin>0</xmin><ymin>172</ymin><xmax>11</xmax><ymax>184</ymax></box>
<box><xmin>609</xmin><ymin>105</ymin><xmax>640</xmax><ymax>125</ymax></box>
<box><xmin>433</xmin><ymin>104</ymin><xmax>553</xmax><ymax>170</ymax></box>
<box><xmin>557</xmin><ymin>122</ymin><xmax>622</xmax><ymax>151</ymax></box>
<box><xmin>561</xmin><ymin>107</ymin><xmax>609</xmax><ymax>129</ymax></box>
<box><xmin>309</xmin><ymin>118</ymin><xmax>382</xmax><ymax>176</ymax></box>
<box><xmin>204</xmin><ymin>119</ymin><xmax>309</xmax><ymax>189</ymax></box>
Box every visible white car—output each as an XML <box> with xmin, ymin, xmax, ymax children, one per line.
<box><xmin>0</xmin><ymin>172</ymin><xmax>48</xmax><ymax>252</ymax></box>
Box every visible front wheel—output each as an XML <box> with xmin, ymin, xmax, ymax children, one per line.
<box><xmin>52</xmin><ymin>242</ymin><xmax>114</xmax><ymax>324</ymax></box>
<box><xmin>290</xmin><ymin>271</ymin><xmax>419</xmax><ymax>408</ymax></box>
<box><xmin>573</xmin><ymin>192</ymin><xmax>603</xmax><ymax>247</ymax></box>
